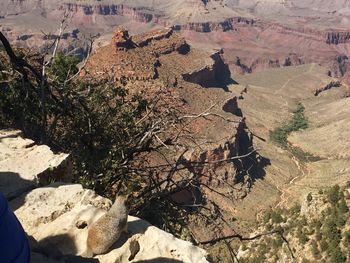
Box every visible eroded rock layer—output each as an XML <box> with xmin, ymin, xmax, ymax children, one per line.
<box><xmin>82</xmin><ymin>28</ymin><xmax>264</xmax><ymax>242</ymax></box>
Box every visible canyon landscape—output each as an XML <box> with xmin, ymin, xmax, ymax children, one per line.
<box><xmin>1</xmin><ymin>1</ymin><xmax>350</xmax><ymax>263</ymax></box>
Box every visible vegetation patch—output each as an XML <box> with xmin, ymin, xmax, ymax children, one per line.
<box><xmin>238</xmin><ymin>184</ymin><xmax>350</xmax><ymax>263</ymax></box>
<box><xmin>270</xmin><ymin>102</ymin><xmax>308</xmax><ymax>146</ymax></box>
<box><xmin>289</xmin><ymin>146</ymin><xmax>322</xmax><ymax>163</ymax></box>
<box><xmin>270</xmin><ymin>103</ymin><xmax>321</xmax><ymax>162</ymax></box>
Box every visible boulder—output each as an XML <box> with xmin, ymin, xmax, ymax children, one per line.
<box><xmin>12</xmin><ymin>184</ymin><xmax>209</xmax><ymax>263</ymax></box>
<box><xmin>0</xmin><ymin>130</ymin><xmax>72</xmax><ymax>200</ymax></box>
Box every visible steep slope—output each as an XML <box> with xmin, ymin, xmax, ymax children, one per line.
<box><xmin>82</xmin><ymin>27</ymin><xmax>266</xmax><ymax>243</ymax></box>
<box><xmin>229</xmin><ymin>64</ymin><xmax>350</xmax><ymax>215</ymax></box>
<box><xmin>80</xmin><ymin>27</ymin><xmax>350</xmax><ymax>250</ymax></box>
<box><xmin>237</xmin><ymin>185</ymin><xmax>350</xmax><ymax>262</ymax></box>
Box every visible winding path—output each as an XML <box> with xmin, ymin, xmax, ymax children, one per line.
<box><xmin>273</xmin><ymin>63</ymin><xmax>316</xmax><ymax>95</ymax></box>
<box><xmin>273</xmin><ymin>64</ymin><xmax>315</xmax><ymax>207</ymax></box>
<box><xmin>275</xmin><ymin>155</ymin><xmax>311</xmax><ymax>208</ymax></box>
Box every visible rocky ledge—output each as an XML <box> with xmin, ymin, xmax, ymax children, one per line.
<box><xmin>0</xmin><ymin>130</ymin><xmax>209</xmax><ymax>262</ymax></box>
<box><xmin>0</xmin><ymin>129</ymin><xmax>72</xmax><ymax>200</ymax></box>
<box><xmin>13</xmin><ymin>184</ymin><xmax>209</xmax><ymax>263</ymax></box>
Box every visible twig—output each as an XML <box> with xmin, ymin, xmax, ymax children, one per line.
<box><xmin>197</xmin><ymin>230</ymin><xmax>295</xmax><ymax>259</ymax></box>
<box><xmin>64</xmin><ymin>34</ymin><xmax>97</xmax><ymax>84</ymax></box>
<box><xmin>178</xmin><ymin>103</ymin><xmax>217</xmax><ymax>120</ymax></box>
<box><xmin>189</xmin><ymin>148</ymin><xmax>258</xmax><ymax>165</ymax></box>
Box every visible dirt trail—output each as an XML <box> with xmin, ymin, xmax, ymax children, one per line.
<box><xmin>276</xmin><ymin>154</ymin><xmax>311</xmax><ymax>208</ymax></box>
<box><xmin>250</xmin><ymin>64</ymin><xmax>321</xmax><ymax>221</ymax></box>
<box><xmin>272</xmin><ymin>64</ymin><xmax>315</xmax><ymax>208</ymax></box>
<box><xmin>274</xmin><ymin>63</ymin><xmax>316</xmax><ymax>95</ymax></box>
<box><xmin>254</xmin><ymin>156</ymin><xmax>306</xmax><ymax>220</ymax></box>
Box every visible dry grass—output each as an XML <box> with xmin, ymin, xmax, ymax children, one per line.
<box><xmin>226</xmin><ymin>63</ymin><xmax>350</xmax><ymax>220</ymax></box>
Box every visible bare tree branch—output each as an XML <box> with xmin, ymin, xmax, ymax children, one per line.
<box><xmin>196</xmin><ymin>229</ymin><xmax>295</xmax><ymax>259</ymax></box>
<box><xmin>188</xmin><ymin>148</ymin><xmax>259</xmax><ymax>165</ymax></box>
<box><xmin>64</xmin><ymin>34</ymin><xmax>97</xmax><ymax>84</ymax></box>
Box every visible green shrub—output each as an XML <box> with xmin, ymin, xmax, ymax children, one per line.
<box><xmin>270</xmin><ymin>102</ymin><xmax>308</xmax><ymax>146</ymax></box>
<box><xmin>297</xmin><ymin>226</ymin><xmax>309</xmax><ymax>244</ymax></box>
<box><xmin>290</xmin><ymin>103</ymin><xmax>308</xmax><ymax>130</ymax></box>
<box><xmin>307</xmin><ymin>193</ymin><xmax>313</xmax><ymax>202</ymax></box>
<box><xmin>329</xmin><ymin>246</ymin><xmax>345</xmax><ymax>263</ymax></box>
<box><xmin>320</xmin><ymin>239</ymin><xmax>328</xmax><ymax>252</ymax></box>
<box><xmin>337</xmin><ymin>198</ymin><xmax>348</xmax><ymax>214</ymax></box>
<box><xmin>343</xmin><ymin>230</ymin><xmax>350</xmax><ymax>246</ymax></box>
<box><xmin>299</xmin><ymin>232</ymin><xmax>309</xmax><ymax>244</ymax></box>
<box><xmin>311</xmin><ymin>240</ymin><xmax>320</xmax><ymax>258</ymax></box>
<box><xmin>269</xmin><ymin>103</ymin><xmax>320</xmax><ymax>162</ymax></box>
<box><xmin>300</xmin><ymin>216</ymin><xmax>308</xmax><ymax>226</ymax></box>
<box><xmin>316</xmin><ymin>228</ymin><xmax>322</xmax><ymax>241</ymax></box>
<box><xmin>263</xmin><ymin>209</ymin><xmax>284</xmax><ymax>224</ymax></box>
<box><xmin>48</xmin><ymin>51</ymin><xmax>79</xmax><ymax>83</ymax></box>
<box><xmin>328</xmin><ymin>185</ymin><xmax>341</xmax><ymax>205</ymax></box>
<box><xmin>272</xmin><ymin>236</ymin><xmax>283</xmax><ymax>249</ymax></box>
<box><xmin>290</xmin><ymin>204</ymin><xmax>301</xmax><ymax>215</ymax></box>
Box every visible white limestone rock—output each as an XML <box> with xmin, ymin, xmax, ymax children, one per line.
<box><xmin>0</xmin><ymin>129</ymin><xmax>72</xmax><ymax>199</ymax></box>
<box><xmin>12</xmin><ymin>184</ymin><xmax>209</xmax><ymax>263</ymax></box>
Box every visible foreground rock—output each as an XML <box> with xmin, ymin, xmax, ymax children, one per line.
<box><xmin>11</xmin><ymin>184</ymin><xmax>209</xmax><ymax>263</ymax></box>
<box><xmin>0</xmin><ymin>130</ymin><xmax>72</xmax><ymax>199</ymax></box>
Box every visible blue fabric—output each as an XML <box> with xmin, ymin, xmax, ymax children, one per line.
<box><xmin>0</xmin><ymin>193</ymin><xmax>30</xmax><ymax>263</ymax></box>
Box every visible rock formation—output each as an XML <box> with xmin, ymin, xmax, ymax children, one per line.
<box><xmin>4</xmin><ymin>0</ymin><xmax>350</xmax><ymax>82</ymax></box>
<box><xmin>82</xmin><ymin>27</ymin><xmax>264</xmax><ymax>243</ymax></box>
<box><xmin>12</xmin><ymin>184</ymin><xmax>209</xmax><ymax>263</ymax></box>
<box><xmin>83</xmin><ymin>28</ymin><xmax>222</xmax><ymax>86</ymax></box>
<box><xmin>0</xmin><ymin>129</ymin><xmax>71</xmax><ymax>200</ymax></box>
<box><xmin>0</xmin><ymin>130</ymin><xmax>209</xmax><ymax>262</ymax></box>
<box><xmin>132</xmin><ymin>28</ymin><xmax>190</xmax><ymax>55</ymax></box>
<box><xmin>61</xmin><ymin>3</ymin><xmax>160</xmax><ymax>24</ymax></box>
<box><xmin>314</xmin><ymin>80</ymin><xmax>341</xmax><ymax>96</ymax></box>
<box><xmin>181</xmin><ymin>51</ymin><xmax>232</xmax><ymax>88</ymax></box>
<box><xmin>111</xmin><ymin>27</ymin><xmax>135</xmax><ymax>51</ymax></box>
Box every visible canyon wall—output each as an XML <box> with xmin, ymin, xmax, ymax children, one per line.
<box><xmin>182</xmin><ymin>51</ymin><xmax>231</xmax><ymax>87</ymax></box>
<box><xmin>60</xmin><ymin>3</ymin><xmax>162</xmax><ymax>24</ymax></box>
<box><xmin>59</xmin><ymin>3</ymin><xmax>350</xmax><ymax>46</ymax></box>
